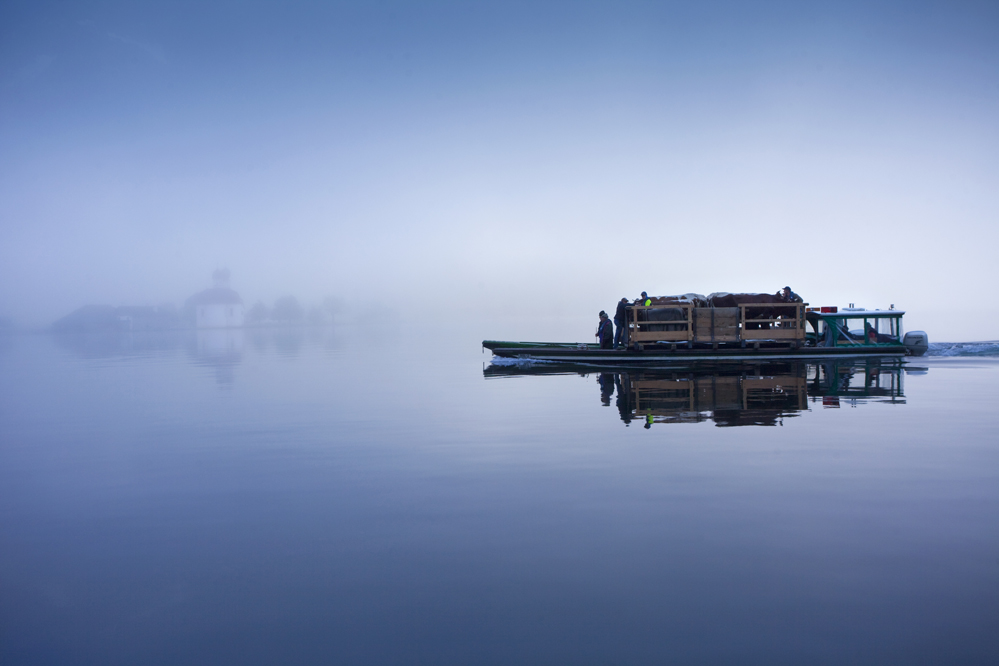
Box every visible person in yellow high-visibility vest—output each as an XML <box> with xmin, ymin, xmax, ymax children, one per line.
<box><xmin>633</xmin><ymin>292</ymin><xmax>652</xmax><ymax>333</ymax></box>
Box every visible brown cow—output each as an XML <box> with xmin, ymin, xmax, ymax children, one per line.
<box><xmin>644</xmin><ymin>293</ymin><xmax>709</xmax><ymax>307</ymax></box>
<box><xmin>707</xmin><ymin>292</ymin><xmax>787</xmax><ymax>329</ymax></box>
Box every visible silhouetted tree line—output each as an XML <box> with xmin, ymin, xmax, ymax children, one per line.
<box><xmin>246</xmin><ymin>296</ymin><xmax>339</xmax><ymax>326</ymax></box>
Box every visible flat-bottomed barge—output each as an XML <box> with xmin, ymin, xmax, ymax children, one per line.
<box><xmin>485</xmin><ymin>300</ymin><xmax>927</xmax><ymax>363</ymax></box>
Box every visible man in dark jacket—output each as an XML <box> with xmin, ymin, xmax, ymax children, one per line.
<box><xmin>782</xmin><ymin>286</ymin><xmax>803</xmax><ymax>303</ymax></box>
<box><xmin>613</xmin><ymin>297</ymin><xmax>629</xmax><ymax>349</ymax></box>
<box><xmin>596</xmin><ymin>311</ymin><xmax>614</xmax><ymax>349</ymax></box>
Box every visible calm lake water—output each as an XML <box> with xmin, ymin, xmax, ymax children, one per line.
<box><xmin>1</xmin><ymin>329</ymin><xmax>998</xmax><ymax>665</ymax></box>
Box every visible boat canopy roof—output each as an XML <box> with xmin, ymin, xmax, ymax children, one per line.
<box><xmin>814</xmin><ymin>310</ymin><xmax>903</xmax><ymax>318</ymax></box>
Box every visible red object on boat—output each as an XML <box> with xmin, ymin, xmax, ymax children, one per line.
<box><xmin>820</xmin><ymin>306</ymin><xmax>838</xmax><ymax>313</ymax></box>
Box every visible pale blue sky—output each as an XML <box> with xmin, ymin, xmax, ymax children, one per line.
<box><xmin>1</xmin><ymin>1</ymin><xmax>997</xmax><ymax>339</ymax></box>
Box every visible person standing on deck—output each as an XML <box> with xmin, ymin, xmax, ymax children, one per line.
<box><xmin>596</xmin><ymin>311</ymin><xmax>614</xmax><ymax>349</ymax></box>
<box><xmin>780</xmin><ymin>286</ymin><xmax>804</xmax><ymax>329</ymax></box>
<box><xmin>638</xmin><ymin>291</ymin><xmax>652</xmax><ymax>306</ymax></box>
<box><xmin>613</xmin><ymin>298</ymin><xmax>629</xmax><ymax>348</ymax></box>
<box><xmin>782</xmin><ymin>286</ymin><xmax>803</xmax><ymax>303</ymax></box>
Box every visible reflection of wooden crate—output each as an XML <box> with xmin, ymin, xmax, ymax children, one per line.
<box><xmin>694</xmin><ymin>375</ymin><xmax>741</xmax><ymax>410</ymax></box>
<box><xmin>633</xmin><ymin>379</ymin><xmax>693</xmax><ymax>412</ymax></box>
<box><xmin>742</xmin><ymin>376</ymin><xmax>807</xmax><ymax>409</ymax></box>
<box><xmin>693</xmin><ymin>307</ymin><xmax>739</xmax><ymax>343</ymax></box>
<box><xmin>629</xmin><ymin>374</ymin><xmax>807</xmax><ymax>420</ymax></box>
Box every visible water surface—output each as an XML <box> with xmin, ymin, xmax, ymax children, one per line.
<box><xmin>1</xmin><ymin>330</ymin><xmax>997</xmax><ymax>664</ymax></box>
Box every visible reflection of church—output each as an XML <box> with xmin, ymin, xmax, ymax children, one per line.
<box><xmin>486</xmin><ymin>359</ymin><xmax>911</xmax><ymax>428</ymax></box>
<box><xmin>191</xmin><ymin>328</ymin><xmax>244</xmax><ymax>386</ymax></box>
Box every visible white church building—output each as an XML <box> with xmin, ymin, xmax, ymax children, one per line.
<box><xmin>186</xmin><ymin>269</ymin><xmax>244</xmax><ymax>328</ymax></box>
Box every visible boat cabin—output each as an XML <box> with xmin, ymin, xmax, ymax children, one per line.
<box><xmin>805</xmin><ymin>308</ymin><xmax>904</xmax><ymax>348</ymax></box>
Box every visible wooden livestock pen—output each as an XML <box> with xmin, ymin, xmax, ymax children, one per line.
<box><xmin>627</xmin><ymin>302</ymin><xmax>806</xmax><ymax>348</ymax></box>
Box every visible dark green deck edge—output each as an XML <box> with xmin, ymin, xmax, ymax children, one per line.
<box><xmin>482</xmin><ymin>340</ymin><xmax>908</xmax><ymax>361</ymax></box>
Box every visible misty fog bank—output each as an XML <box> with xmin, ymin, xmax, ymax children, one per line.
<box><xmin>1</xmin><ymin>2</ymin><xmax>997</xmax><ymax>341</ymax></box>
<box><xmin>0</xmin><ymin>275</ymin><xmax>988</xmax><ymax>345</ymax></box>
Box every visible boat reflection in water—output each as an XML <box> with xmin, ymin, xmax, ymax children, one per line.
<box><xmin>485</xmin><ymin>358</ymin><xmax>920</xmax><ymax>428</ymax></box>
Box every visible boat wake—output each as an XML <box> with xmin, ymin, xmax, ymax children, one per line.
<box><xmin>927</xmin><ymin>341</ymin><xmax>999</xmax><ymax>357</ymax></box>
<box><xmin>487</xmin><ymin>356</ymin><xmax>556</xmax><ymax>367</ymax></box>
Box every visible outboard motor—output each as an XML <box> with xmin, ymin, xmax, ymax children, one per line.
<box><xmin>903</xmin><ymin>331</ymin><xmax>928</xmax><ymax>356</ymax></box>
